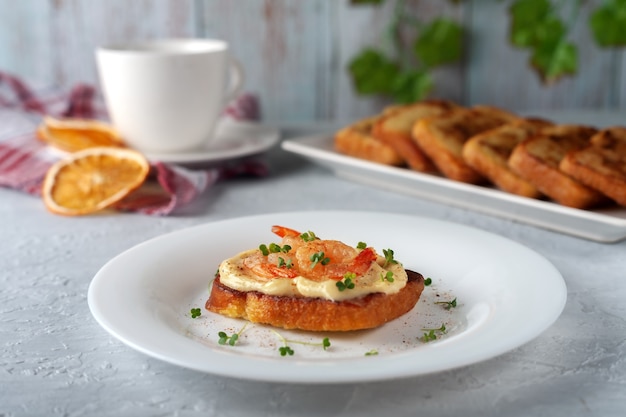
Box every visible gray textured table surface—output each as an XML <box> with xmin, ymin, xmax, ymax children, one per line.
<box><xmin>2</xmin><ymin>119</ymin><xmax>626</xmax><ymax>417</ymax></box>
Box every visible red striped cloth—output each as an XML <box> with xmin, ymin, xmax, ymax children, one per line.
<box><xmin>0</xmin><ymin>72</ymin><xmax>267</xmax><ymax>215</ymax></box>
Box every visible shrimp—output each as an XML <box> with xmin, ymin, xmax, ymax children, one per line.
<box><xmin>241</xmin><ymin>225</ymin><xmax>301</xmax><ymax>279</ymax></box>
<box><xmin>241</xmin><ymin>225</ymin><xmax>377</xmax><ymax>282</ymax></box>
<box><xmin>271</xmin><ymin>225</ymin><xmax>300</xmax><ymax>238</ymax></box>
<box><xmin>271</xmin><ymin>225</ymin><xmax>304</xmax><ymax>253</ymax></box>
<box><xmin>294</xmin><ymin>240</ymin><xmax>376</xmax><ymax>281</ymax></box>
<box><xmin>242</xmin><ymin>250</ymin><xmax>299</xmax><ymax>279</ymax></box>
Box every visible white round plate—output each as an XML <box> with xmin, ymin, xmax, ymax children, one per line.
<box><xmin>88</xmin><ymin>211</ymin><xmax>566</xmax><ymax>384</ymax></box>
<box><xmin>142</xmin><ymin>119</ymin><xmax>280</xmax><ymax>164</ymax></box>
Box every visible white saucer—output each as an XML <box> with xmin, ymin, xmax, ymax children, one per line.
<box><xmin>143</xmin><ymin>120</ymin><xmax>280</xmax><ymax>164</ymax></box>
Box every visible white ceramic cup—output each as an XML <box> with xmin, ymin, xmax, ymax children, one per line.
<box><xmin>96</xmin><ymin>39</ymin><xmax>244</xmax><ymax>154</ymax></box>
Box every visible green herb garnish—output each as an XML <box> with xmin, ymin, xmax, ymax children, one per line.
<box><xmin>277</xmin><ymin>257</ymin><xmax>293</xmax><ymax>269</ymax></box>
<box><xmin>217</xmin><ymin>323</ymin><xmax>248</xmax><ymax>346</ymax></box>
<box><xmin>269</xmin><ymin>243</ymin><xmax>291</xmax><ymax>253</ymax></box>
<box><xmin>272</xmin><ymin>330</ymin><xmax>330</xmax><ymax>356</ymax></box>
<box><xmin>260</xmin><ymin>243</ymin><xmax>291</xmax><ymax>256</ymax></box>
<box><xmin>279</xmin><ymin>346</ymin><xmax>295</xmax><ymax>356</ymax></box>
<box><xmin>190</xmin><ymin>307</ymin><xmax>201</xmax><ymax>318</ymax></box>
<box><xmin>357</xmin><ymin>241</ymin><xmax>367</xmax><ymax>249</ymax></box>
<box><xmin>322</xmin><ymin>337</ymin><xmax>331</xmax><ymax>350</ymax></box>
<box><xmin>365</xmin><ymin>349</ymin><xmax>379</xmax><ymax>356</ymax></box>
<box><xmin>300</xmin><ymin>231</ymin><xmax>317</xmax><ymax>242</ymax></box>
<box><xmin>420</xmin><ymin>324</ymin><xmax>447</xmax><ymax>343</ymax></box>
<box><xmin>336</xmin><ymin>272</ymin><xmax>356</xmax><ymax>291</ymax></box>
<box><xmin>381</xmin><ymin>271</ymin><xmax>394</xmax><ymax>283</ymax></box>
<box><xmin>310</xmin><ymin>251</ymin><xmax>330</xmax><ymax>269</ymax></box>
<box><xmin>382</xmin><ymin>248</ymin><xmax>398</xmax><ymax>267</ymax></box>
<box><xmin>424</xmin><ymin>277</ymin><xmax>432</xmax><ymax>286</ymax></box>
<box><xmin>435</xmin><ymin>298</ymin><xmax>457</xmax><ymax>310</ymax></box>
<box><xmin>421</xmin><ymin>329</ymin><xmax>438</xmax><ymax>342</ymax></box>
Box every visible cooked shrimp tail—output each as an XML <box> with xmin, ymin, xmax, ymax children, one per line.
<box><xmin>271</xmin><ymin>225</ymin><xmax>301</xmax><ymax>238</ymax></box>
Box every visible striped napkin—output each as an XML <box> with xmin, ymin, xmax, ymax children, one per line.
<box><xmin>0</xmin><ymin>72</ymin><xmax>267</xmax><ymax>215</ymax></box>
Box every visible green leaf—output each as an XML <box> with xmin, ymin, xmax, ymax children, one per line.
<box><xmin>348</xmin><ymin>49</ymin><xmax>400</xmax><ymax>95</ymax></box>
<box><xmin>510</xmin><ymin>0</ymin><xmax>551</xmax><ymax>36</ymax></box>
<box><xmin>510</xmin><ymin>0</ymin><xmax>564</xmax><ymax>47</ymax></box>
<box><xmin>531</xmin><ymin>40</ymin><xmax>578</xmax><ymax>83</ymax></box>
<box><xmin>509</xmin><ymin>0</ymin><xmax>578</xmax><ymax>83</ymax></box>
<box><xmin>389</xmin><ymin>70</ymin><xmax>432</xmax><ymax>104</ymax></box>
<box><xmin>513</xmin><ymin>16</ymin><xmax>565</xmax><ymax>48</ymax></box>
<box><xmin>589</xmin><ymin>0</ymin><xmax>626</xmax><ymax>47</ymax></box>
<box><xmin>414</xmin><ymin>18</ymin><xmax>463</xmax><ymax>68</ymax></box>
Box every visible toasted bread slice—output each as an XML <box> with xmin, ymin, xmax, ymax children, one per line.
<box><xmin>560</xmin><ymin>126</ymin><xmax>626</xmax><ymax>206</ymax></box>
<box><xmin>334</xmin><ymin>114</ymin><xmax>404</xmax><ymax>166</ymax></box>
<box><xmin>372</xmin><ymin>100</ymin><xmax>458</xmax><ymax>172</ymax></box>
<box><xmin>470</xmin><ymin>105</ymin><xmax>524</xmax><ymax>124</ymax></box>
<box><xmin>462</xmin><ymin>119</ymin><xmax>552</xmax><ymax>198</ymax></box>
<box><xmin>508</xmin><ymin>124</ymin><xmax>606</xmax><ymax>208</ymax></box>
<box><xmin>206</xmin><ymin>270</ymin><xmax>425</xmax><ymax>332</ymax></box>
<box><xmin>412</xmin><ymin>105</ymin><xmax>520</xmax><ymax>183</ymax></box>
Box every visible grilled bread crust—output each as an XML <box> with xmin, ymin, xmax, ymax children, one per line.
<box><xmin>334</xmin><ymin>114</ymin><xmax>405</xmax><ymax>166</ymax></box>
<box><xmin>333</xmin><ymin>100</ymin><xmax>626</xmax><ymax>210</ymax></box>
<box><xmin>412</xmin><ymin>105</ymin><xmax>519</xmax><ymax>183</ymax></box>
<box><xmin>560</xmin><ymin>126</ymin><xmax>626</xmax><ymax>206</ymax></box>
<box><xmin>508</xmin><ymin>124</ymin><xmax>606</xmax><ymax>208</ymax></box>
<box><xmin>205</xmin><ymin>270</ymin><xmax>425</xmax><ymax>332</ymax></box>
<box><xmin>371</xmin><ymin>100</ymin><xmax>458</xmax><ymax>172</ymax></box>
<box><xmin>462</xmin><ymin>119</ymin><xmax>551</xmax><ymax>198</ymax></box>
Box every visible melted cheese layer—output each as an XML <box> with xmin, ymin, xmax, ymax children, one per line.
<box><xmin>218</xmin><ymin>249</ymin><xmax>407</xmax><ymax>302</ymax></box>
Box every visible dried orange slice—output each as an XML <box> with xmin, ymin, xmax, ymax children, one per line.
<box><xmin>42</xmin><ymin>147</ymin><xmax>150</xmax><ymax>216</ymax></box>
<box><xmin>37</xmin><ymin>116</ymin><xmax>125</xmax><ymax>152</ymax></box>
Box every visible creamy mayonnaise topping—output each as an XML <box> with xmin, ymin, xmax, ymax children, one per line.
<box><xmin>218</xmin><ymin>248</ymin><xmax>408</xmax><ymax>302</ymax></box>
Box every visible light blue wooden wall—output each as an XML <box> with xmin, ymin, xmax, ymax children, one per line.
<box><xmin>0</xmin><ymin>0</ymin><xmax>623</xmax><ymax>124</ymax></box>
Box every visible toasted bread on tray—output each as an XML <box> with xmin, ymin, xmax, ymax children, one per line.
<box><xmin>508</xmin><ymin>124</ymin><xmax>607</xmax><ymax>208</ymax></box>
<box><xmin>462</xmin><ymin>119</ymin><xmax>552</xmax><ymax>198</ymax></box>
<box><xmin>412</xmin><ymin>105</ymin><xmax>520</xmax><ymax>183</ymax></box>
<box><xmin>560</xmin><ymin>126</ymin><xmax>626</xmax><ymax>206</ymax></box>
<box><xmin>372</xmin><ymin>100</ymin><xmax>458</xmax><ymax>172</ymax></box>
<box><xmin>334</xmin><ymin>113</ymin><xmax>404</xmax><ymax>166</ymax></box>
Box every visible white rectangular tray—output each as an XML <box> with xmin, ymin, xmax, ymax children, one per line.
<box><xmin>282</xmin><ymin>135</ymin><xmax>626</xmax><ymax>243</ymax></box>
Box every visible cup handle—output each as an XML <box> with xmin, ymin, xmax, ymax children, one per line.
<box><xmin>224</xmin><ymin>57</ymin><xmax>244</xmax><ymax>104</ymax></box>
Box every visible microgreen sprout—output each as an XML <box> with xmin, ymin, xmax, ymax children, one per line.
<box><xmin>300</xmin><ymin>231</ymin><xmax>317</xmax><ymax>242</ymax></box>
<box><xmin>310</xmin><ymin>251</ymin><xmax>330</xmax><ymax>269</ymax></box>
<box><xmin>322</xmin><ymin>337</ymin><xmax>331</xmax><ymax>350</ymax></box>
<box><xmin>260</xmin><ymin>243</ymin><xmax>291</xmax><ymax>256</ymax></box>
<box><xmin>382</xmin><ymin>248</ymin><xmax>398</xmax><ymax>267</ymax></box>
<box><xmin>381</xmin><ymin>271</ymin><xmax>395</xmax><ymax>283</ymax></box>
<box><xmin>190</xmin><ymin>308</ymin><xmax>202</xmax><ymax>318</ymax></box>
<box><xmin>420</xmin><ymin>324</ymin><xmax>447</xmax><ymax>343</ymax></box>
<box><xmin>218</xmin><ymin>323</ymin><xmax>248</xmax><ymax>346</ymax></box>
<box><xmin>356</xmin><ymin>241</ymin><xmax>367</xmax><ymax>249</ymax></box>
<box><xmin>279</xmin><ymin>346</ymin><xmax>295</xmax><ymax>356</ymax></box>
<box><xmin>435</xmin><ymin>298</ymin><xmax>457</xmax><ymax>310</ymax></box>
<box><xmin>424</xmin><ymin>277</ymin><xmax>432</xmax><ymax>286</ymax></box>
<box><xmin>277</xmin><ymin>257</ymin><xmax>293</xmax><ymax>269</ymax></box>
<box><xmin>336</xmin><ymin>272</ymin><xmax>356</xmax><ymax>291</ymax></box>
<box><xmin>421</xmin><ymin>329</ymin><xmax>437</xmax><ymax>342</ymax></box>
<box><xmin>365</xmin><ymin>349</ymin><xmax>379</xmax><ymax>356</ymax></box>
<box><xmin>272</xmin><ymin>330</ymin><xmax>331</xmax><ymax>356</ymax></box>
<box><xmin>270</xmin><ymin>243</ymin><xmax>291</xmax><ymax>253</ymax></box>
